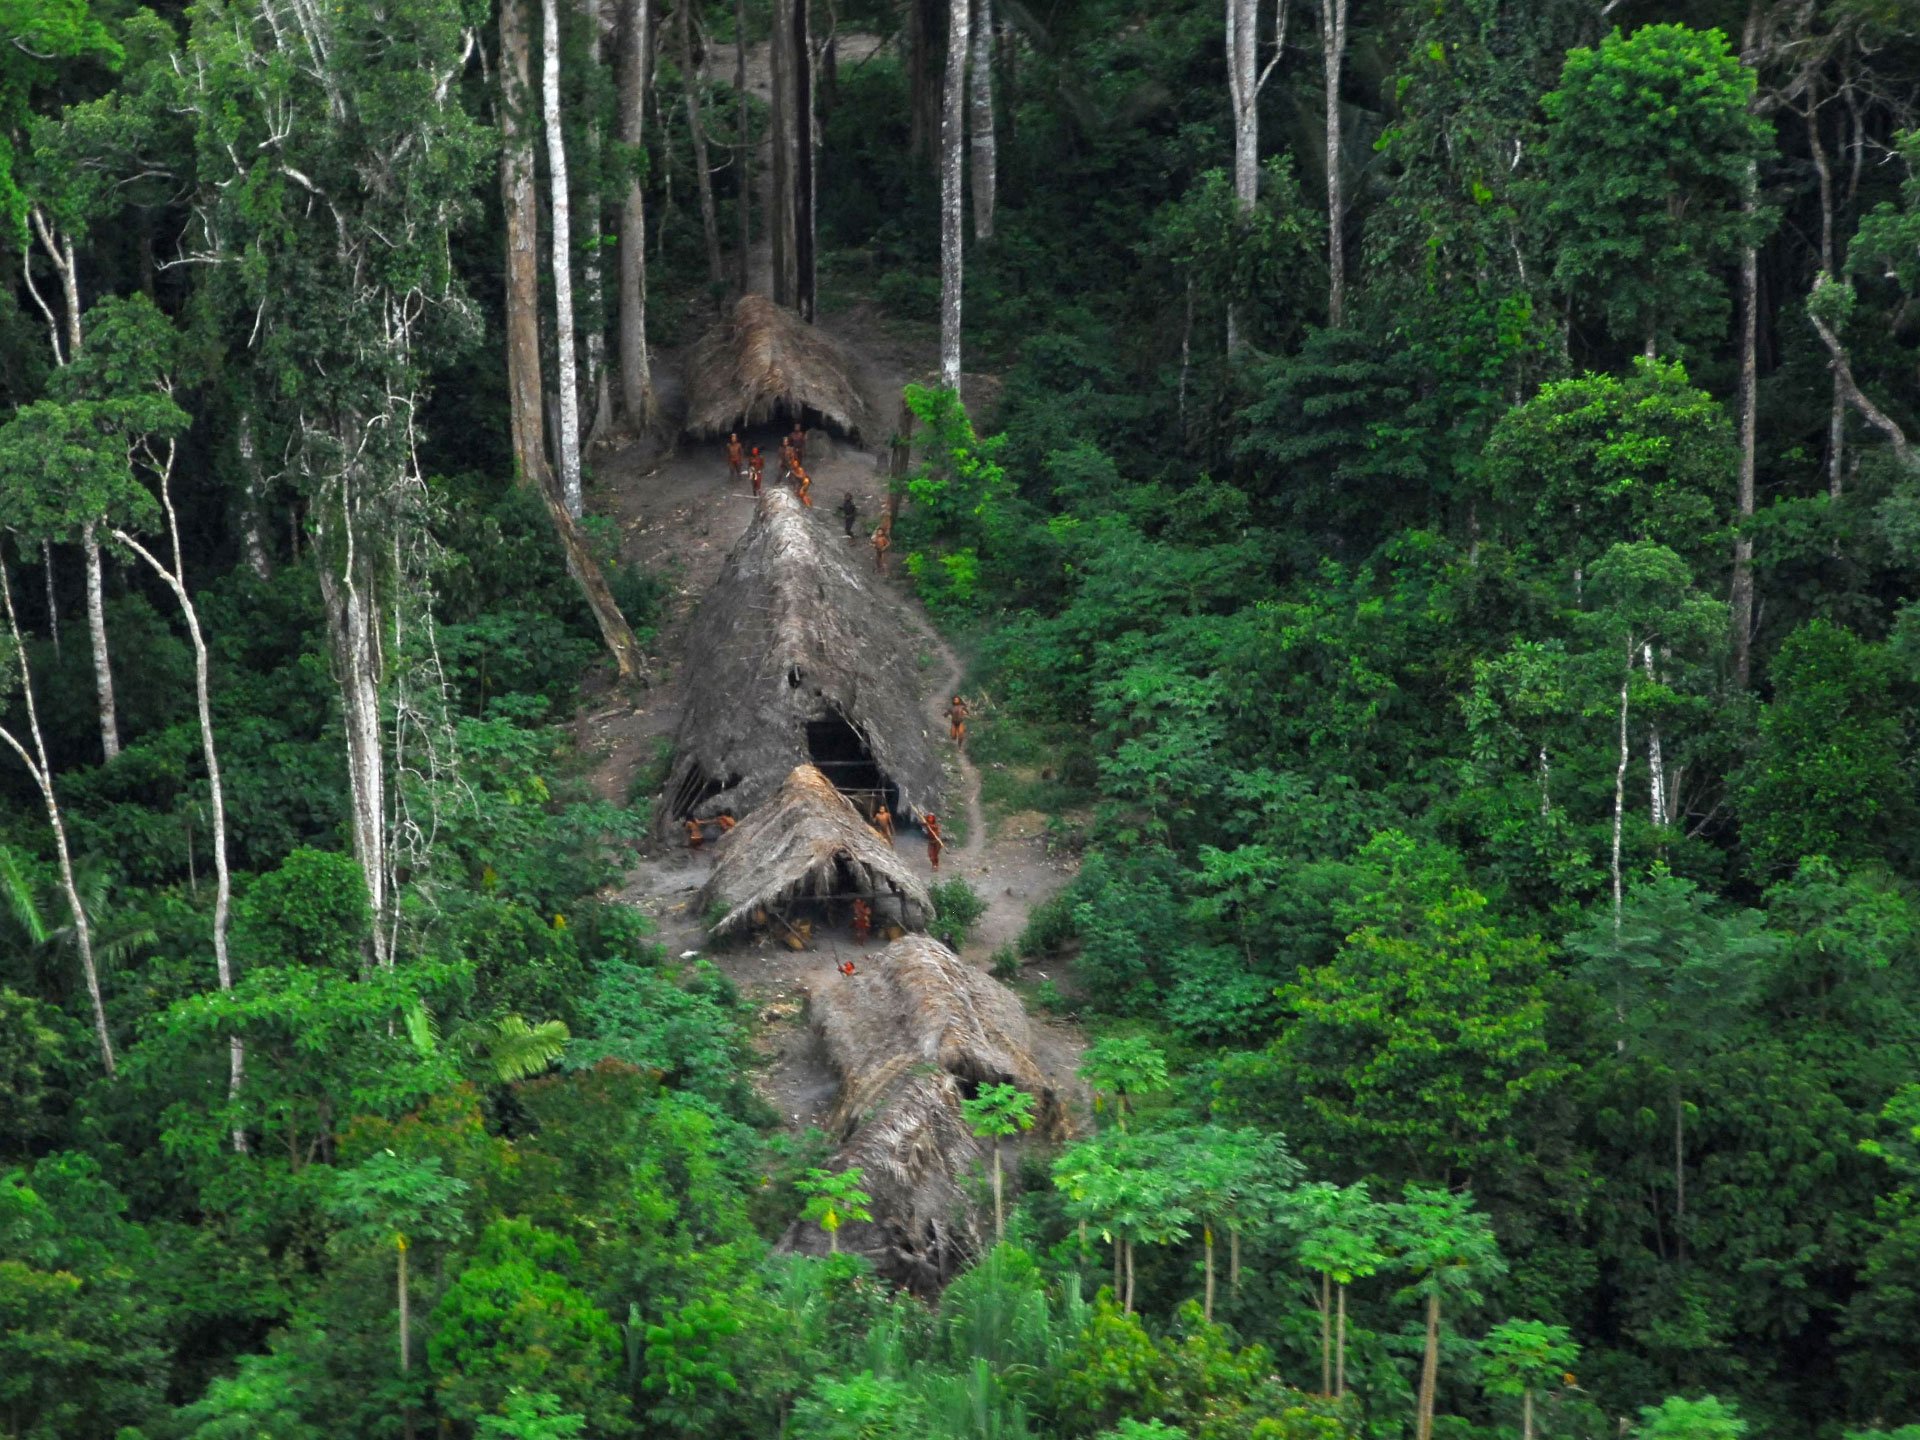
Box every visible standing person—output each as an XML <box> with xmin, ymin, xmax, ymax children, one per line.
<box><xmin>924</xmin><ymin>812</ymin><xmax>944</xmax><ymax>871</ymax></box>
<box><xmin>794</xmin><ymin>464</ymin><xmax>813</xmax><ymax>507</ymax></box>
<box><xmin>787</xmin><ymin>421</ymin><xmax>806</xmax><ymax>466</ymax></box>
<box><xmin>748</xmin><ymin>447</ymin><xmax>764</xmax><ymax>495</ymax></box>
<box><xmin>946</xmin><ymin>694</ymin><xmax>970</xmax><ymax>748</ymax></box>
<box><xmin>872</xmin><ymin>804</ymin><xmax>895</xmax><ymax>846</ymax></box>
<box><xmin>871</xmin><ymin>526</ymin><xmax>890</xmax><ymax>574</ymax></box>
<box><xmin>851</xmin><ymin>897</ymin><xmax>873</xmax><ymax>943</ymax></box>
<box><xmin>779</xmin><ymin>439</ymin><xmax>797</xmax><ymax>482</ymax></box>
<box><xmin>839</xmin><ymin>491</ymin><xmax>858</xmax><ymax>538</ymax></box>
<box><xmin>726</xmin><ymin>431</ymin><xmax>744</xmax><ymax>481</ymax></box>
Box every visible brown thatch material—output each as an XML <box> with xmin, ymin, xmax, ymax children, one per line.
<box><xmin>683</xmin><ymin>294</ymin><xmax>871</xmax><ymax>439</ymax></box>
<box><xmin>784</xmin><ymin>936</ymin><xmax>1064</xmax><ymax>1291</ymax></box>
<box><xmin>659</xmin><ymin>486</ymin><xmax>945</xmax><ymax>830</ymax></box>
<box><xmin>700</xmin><ymin>765</ymin><xmax>931</xmax><ymax>937</ymax></box>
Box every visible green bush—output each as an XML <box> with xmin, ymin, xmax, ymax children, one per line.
<box><xmin>930</xmin><ymin>879</ymin><xmax>989</xmax><ymax>950</ymax></box>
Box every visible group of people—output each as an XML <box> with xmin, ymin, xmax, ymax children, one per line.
<box><xmin>723</xmin><ymin>423</ymin><xmax>896</xmax><ymax>573</ymax></box>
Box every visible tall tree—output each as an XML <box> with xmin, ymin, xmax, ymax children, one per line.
<box><xmin>1225</xmin><ymin>0</ymin><xmax>1285</xmax><ymax>348</ymax></box>
<box><xmin>581</xmin><ymin>0</ymin><xmax>615</xmax><ymax>446</ymax></box>
<box><xmin>968</xmin><ymin>0</ymin><xmax>997</xmax><ymax>242</ymax></box>
<box><xmin>938</xmin><ymin>0</ymin><xmax>969</xmax><ymax>385</ymax></box>
<box><xmin>1392</xmin><ymin>1184</ymin><xmax>1505</xmax><ymax>1440</ymax></box>
<box><xmin>503</xmin><ymin>0</ymin><xmax>649</xmax><ymax>683</ymax></box>
<box><xmin>0</xmin><ymin>563</ymin><xmax>110</xmax><ymax>1073</ymax></box>
<box><xmin>768</xmin><ymin>0</ymin><xmax>816</xmax><ymax>318</ymax></box>
<box><xmin>544</xmin><ymin>0</ymin><xmax>585</xmax><ymax>518</ymax></box>
<box><xmin>1319</xmin><ymin>0</ymin><xmax>1348</xmax><ymax>327</ymax></box>
<box><xmin>675</xmin><ymin>0</ymin><xmax>725</xmax><ymax>286</ymax></box>
<box><xmin>617</xmin><ymin>0</ymin><xmax>657</xmax><ymax>428</ymax></box>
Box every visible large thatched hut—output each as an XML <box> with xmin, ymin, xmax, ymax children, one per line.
<box><xmin>784</xmin><ymin>936</ymin><xmax>1066</xmax><ymax>1291</ymax></box>
<box><xmin>699</xmin><ymin>765</ymin><xmax>931</xmax><ymax>938</ymax></box>
<box><xmin>659</xmin><ymin>486</ymin><xmax>945</xmax><ymax>830</ymax></box>
<box><xmin>683</xmin><ymin>294</ymin><xmax>870</xmax><ymax>440</ymax></box>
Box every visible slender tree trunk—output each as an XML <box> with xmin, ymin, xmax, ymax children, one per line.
<box><xmin>938</xmin><ymin>0</ymin><xmax>969</xmax><ymax>387</ymax></box>
<box><xmin>1673</xmin><ymin>1088</ymin><xmax>1687</xmax><ymax>1270</ymax></box>
<box><xmin>1731</xmin><ymin>185</ymin><xmax>1759</xmax><ymax>685</ymax></box>
<box><xmin>769</xmin><ymin>0</ymin><xmax>801</xmax><ymax>307</ymax></box>
<box><xmin>1224</xmin><ymin>0</ymin><xmax>1284</xmax><ymax>348</ymax></box>
<box><xmin>735</xmin><ymin>0</ymin><xmax>751</xmax><ymax>292</ymax></box>
<box><xmin>398</xmin><ymin>1238</ymin><xmax>414</xmax><ymax>1440</ymax></box>
<box><xmin>237</xmin><ymin>413</ymin><xmax>274</xmax><ymax>581</ymax></box>
<box><xmin>1203</xmin><ymin>1222</ymin><xmax>1215</xmax><ymax>1322</ymax></box>
<box><xmin>1123</xmin><ymin>1235</ymin><xmax>1136</xmax><ymax>1314</ymax></box>
<box><xmin>1319</xmin><ymin>1271</ymin><xmax>1332</xmax><ymax>1394</ymax></box>
<box><xmin>1320</xmin><ymin>0</ymin><xmax>1348</xmax><ymax>327</ymax></box>
<box><xmin>41</xmin><ymin>543</ymin><xmax>58</xmax><ymax>656</ymax></box>
<box><xmin>1808</xmin><ymin>289</ymin><xmax>1912</xmax><ymax>466</ymax></box>
<box><xmin>1806</xmin><ymin>90</ymin><xmax>1845</xmax><ymax>498</ymax></box>
<box><xmin>992</xmin><ymin>1144</ymin><xmax>1004</xmax><ymax>1241</ymax></box>
<box><xmin>0</xmin><ymin>566</ymin><xmax>113</xmax><ymax>1075</ymax></box>
<box><xmin>113</xmin><ymin>454</ymin><xmax>245</xmax><ymax>1150</ymax></box>
<box><xmin>908</xmin><ymin>0</ymin><xmax>937</xmax><ymax>161</ymax></box>
<box><xmin>969</xmin><ymin>0</ymin><xmax>996</xmax><ymax>242</ymax></box>
<box><xmin>618</xmin><ymin>0</ymin><xmax>657</xmax><ymax>429</ymax></box>
<box><xmin>1416</xmin><ymin>1291</ymin><xmax>1441</xmax><ymax>1440</ymax></box>
<box><xmin>1336</xmin><ymin>1281</ymin><xmax>1348</xmax><ymax>1396</ymax></box>
<box><xmin>82</xmin><ymin>523</ymin><xmax>120</xmax><ymax>762</ymax></box>
<box><xmin>1643</xmin><ymin>643</ymin><xmax>1667</xmax><ymax>828</ymax></box>
<box><xmin>317</xmin><ymin>544</ymin><xmax>389</xmax><ymax>966</ymax></box>
<box><xmin>1523</xmin><ymin>1387</ymin><xmax>1534</xmax><ymax>1440</ymax></box>
<box><xmin>1612</xmin><ymin>642</ymin><xmax>1630</xmax><ymax>935</ymax></box>
<box><xmin>1228</xmin><ymin>1224</ymin><xmax>1241</xmax><ymax>1293</ymax></box>
<box><xmin>677</xmin><ymin>0</ymin><xmax>726</xmax><ymax>286</ymax></box>
<box><xmin>544</xmin><ymin>0</ymin><xmax>585</xmax><ymax>517</ymax></box>
<box><xmin>583</xmin><ymin>0</ymin><xmax>616</xmax><ymax>446</ymax></box>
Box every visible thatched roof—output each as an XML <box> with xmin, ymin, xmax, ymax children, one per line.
<box><xmin>684</xmin><ymin>294</ymin><xmax>870</xmax><ymax>439</ymax></box>
<box><xmin>660</xmin><ymin>486</ymin><xmax>945</xmax><ymax>829</ymax></box>
<box><xmin>700</xmin><ymin>765</ymin><xmax>931</xmax><ymax>937</ymax></box>
<box><xmin>784</xmin><ymin>936</ymin><xmax>1065</xmax><ymax>1291</ymax></box>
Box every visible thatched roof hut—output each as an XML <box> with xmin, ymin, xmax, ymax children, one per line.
<box><xmin>659</xmin><ymin>487</ymin><xmax>945</xmax><ymax>830</ymax></box>
<box><xmin>683</xmin><ymin>294</ymin><xmax>870</xmax><ymax>440</ymax></box>
<box><xmin>699</xmin><ymin>765</ymin><xmax>931</xmax><ymax>937</ymax></box>
<box><xmin>785</xmin><ymin>936</ymin><xmax>1065</xmax><ymax>1291</ymax></box>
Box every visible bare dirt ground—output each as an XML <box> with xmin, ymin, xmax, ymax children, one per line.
<box><xmin>568</xmin><ymin>315</ymin><xmax>1079</xmax><ymax>1138</ymax></box>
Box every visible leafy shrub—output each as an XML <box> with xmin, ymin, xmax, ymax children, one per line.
<box><xmin>990</xmin><ymin>945</ymin><xmax>1020</xmax><ymax>981</ymax></box>
<box><xmin>1018</xmin><ymin>891</ymin><xmax>1078</xmax><ymax>959</ymax></box>
<box><xmin>930</xmin><ymin>878</ymin><xmax>988</xmax><ymax>950</ymax></box>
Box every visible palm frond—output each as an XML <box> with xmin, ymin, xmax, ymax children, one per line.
<box><xmin>483</xmin><ymin>1014</ymin><xmax>570</xmax><ymax>1083</ymax></box>
<box><xmin>0</xmin><ymin>846</ymin><xmax>49</xmax><ymax>945</ymax></box>
<box><xmin>405</xmin><ymin>1003</ymin><xmax>440</xmax><ymax>1058</ymax></box>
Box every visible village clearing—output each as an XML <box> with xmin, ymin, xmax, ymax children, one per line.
<box><xmin>568</xmin><ymin>301</ymin><xmax>1085</xmax><ymax>1154</ymax></box>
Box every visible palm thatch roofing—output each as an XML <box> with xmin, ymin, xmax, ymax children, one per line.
<box><xmin>783</xmin><ymin>936</ymin><xmax>1066</xmax><ymax>1291</ymax></box>
<box><xmin>699</xmin><ymin>765</ymin><xmax>931</xmax><ymax>937</ymax></box>
<box><xmin>659</xmin><ymin>486</ymin><xmax>945</xmax><ymax>830</ymax></box>
<box><xmin>683</xmin><ymin>294</ymin><xmax>870</xmax><ymax>439</ymax></box>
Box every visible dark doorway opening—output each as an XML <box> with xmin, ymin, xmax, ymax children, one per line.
<box><xmin>806</xmin><ymin>709</ymin><xmax>897</xmax><ymax>820</ymax></box>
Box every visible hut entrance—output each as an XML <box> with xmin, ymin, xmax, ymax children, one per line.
<box><xmin>806</xmin><ymin>710</ymin><xmax>897</xmax><ymax>818</ymax></box>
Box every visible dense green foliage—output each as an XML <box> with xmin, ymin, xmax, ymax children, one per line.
<box><xmin>1</xmin><ymin>0</ymin><xmax>1918</xmax><ymax>1437</ymax></box>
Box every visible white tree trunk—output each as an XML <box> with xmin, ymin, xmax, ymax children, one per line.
<box><xmin>41</xmin><ymin>542</ymin><xmax>58</xmax><ymax>656</ymax></box>
<box><xmin>1320</xmin><ymin>0</ymin><xmax>1348</xmax><ymax>327</ymax></box>
<box><xmin>1643</xmin><ymin>642</ymin><xmax>1668</xmax><ymax>828</ymax></box>
<box><xmin>544</xmin><ymin>0</ymin><xmax>585</xmax><ymax>517</ymax></box>
<box><xmin>969</xmin><ymin>0</ymin><xmax>997</xmax><ymax>242</ymax></box>
<box><xmin>582</xmin><ymin>0</ymin><xmax>615</xmax><ymax>447</ymax></box>
<box><xmin>0</xmin><ymin>566</ymin><xmax>114</xmax><ymax>1076</ymax></box>
<box><xmin>1613</xmin><ymin>641</ymin><xmax>1630</xmax><ymax>935</ymax></box>
<box><xmin>938</xmin><ymin>0</ymin><xmax>970</xmax><ymax>388</ymax></box>
<box><xmin>618</xmin><ymin>0</ymin><xmax>656</xmax><ymax>429</ymax></box>
<box><xmin>82</xmin><ymin>522</ymin><xmax>120</xmax><ymax>762</ymax></box>
<box><xmin>114</xmin><ymin>443</ymin><xmax>245</xmax><ymax>1149</ymax></box>
<box><xmin>237</xmin><ymin>413</ymin><xmax>274</xmax><ymax>580</ymax></box>
<box><xmin>318</xmin><ymin>549</ymin><xmax>389</xmax><ymax>966</ymax></box>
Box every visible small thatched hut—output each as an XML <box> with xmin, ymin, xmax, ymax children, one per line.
<box><xmin>700</xmin><ymin>765</ymin><xmax>931</xmax><ymax>938</ymax></box>
<box><xmin>785</xmin><ymin>936</ymin><xmax>1066</xmax><ymax>1291</ymax></box>
<box><xmin>659</xmin><ymin>487</ymin><xmax>944</xmax><ymax>829</ymax></box>
<box><xmin>683</xmin><ymin>294</ymin><xmax>870</xmax><ymax>440</ymax></box>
